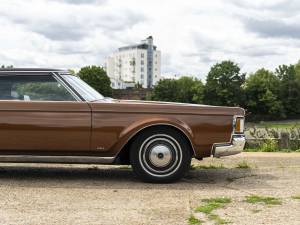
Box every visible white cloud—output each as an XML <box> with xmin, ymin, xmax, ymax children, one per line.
<box><xmin>0</xmin><ymin>0</ymin><xmax>299</xmax><ymax>80</ymax></box>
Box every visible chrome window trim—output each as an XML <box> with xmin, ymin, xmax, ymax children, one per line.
<box><xmin>57</xmin><ymin>73</ymin><xmax>104</xmax><ymax>102</ymax></box>
<box><xmin>51</xmin><ymin>73</ymin><xmax>82</xmax><ymax>102</ymax></box>
<box><xmin>0</xmin><ymin>73</ymin><xmax>82</xmax><ymax>102</ymax></box>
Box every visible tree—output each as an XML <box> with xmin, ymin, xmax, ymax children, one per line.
<box><xmin>295</xmin><ymin>60</ymin><xmax>300</xmax><ymax>77</ymax></box>
<box><xmin>176</xmin><ymin>77</ymin><xmax>204</xmax><ymax>103</ymax></box>
<box><xmin>204</xmin><ymin>61</ymin><xmax>246</xmax><ymax>107</ymax></box>
<box><xmin>150</xmin><ymin>79</ymin><xmax>179</xmax><ymax>102</ymax></box>
<box><xmin>68</xmin><ymin>69</ymin><xmax>76</xmax><ymax>75</ymax></box>
<box><xmin>275</xmin><ymin>64</ymin><xmax>300</xmax><ymax>116</ymax></box>
<box><xmin>245</xmin><ymin>68</ymin><xmax>284</xmax><ymax>119</ymax></box>
<box><xmin>150</xmin><ymin>76</ymin><xmax>204</xmax><ymax>104</ymax></box>
<box><xmin>78</xmin><ymin>66</ymin><xmax>112</xmax><ymax>97</ymax></box>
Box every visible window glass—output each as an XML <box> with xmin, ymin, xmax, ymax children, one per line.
<box><xmin>0</xmin><ymin>75</ymin><xmax>75</xmax><ymax>101</ymax></box>
<box><xmin>61</xmin><ymin>75</ymin><xmax>104</xmax><ymax>101</ymax></box>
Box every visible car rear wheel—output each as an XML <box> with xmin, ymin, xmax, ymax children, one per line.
<box><xmin>130</xmin><ymin>127</ymin><xmax>192</xmax><ymax>183</ymax></box>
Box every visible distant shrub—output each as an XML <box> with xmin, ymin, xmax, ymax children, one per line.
<box><xmin>261</xmin><ymin>139</ymin><xmax>278</xmax><ymax>152</ymax></box>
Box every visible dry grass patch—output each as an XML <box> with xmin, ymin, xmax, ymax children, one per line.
<box><xmin>251</xmin><ymin>209</ymin><xmax>262</xmax><ymax>214</ymax></box>
<box><xmin>208</xmin><ymin>213</ymin><xmax>230</xmax><ymax>224</ymax></box>
<box><xmin>191</xmin><ymin>164</ymin><xmax>226</xmax><ymax>170</ymax></box>
<box><xmin>291</xmin><ymin>195</ymin><xmax>300</xmax><ymax>200</ymax></box>
<box><xmin>236</xmin><ymin>160</ymin><xmax>251</xmax><ymax>169</ymax></box>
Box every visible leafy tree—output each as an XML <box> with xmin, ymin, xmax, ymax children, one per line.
<box><xmin>245</xmin><ymin>68</ymin><xmax>284</xmax><ymax>119</ymax></box>
<box><xmin>78</xmin><ymin>65</ymin><xmax>112</xmax><ymax>97</ymax></box>
<box><xmin>68</xmin><ymin>69</ymin><xmax>76</xmax><ymax>75</ymax></box>
<box><xmin>150</xmin><ymin>79</ymin><xmax>179</xmax><ymax>102</ymax></box>
<box><xmin>176</xmin><ymin>77</ymin><xmax>204</xmax><ymax>103</ymax></box>
<box><xmin>275</xmin><ymin>64</ymin><xmax>300</xmax><ymax>116</ymax></box>
<box><xmin>295</xmin><ymin>60</ymin><xmax>300</xmax><ymax>77</ymax></box>
<box><xmin>204</xmin><ymin>61</ymin><xmax>246</xmax><ymax>107</ymax></box>
<box><xmin>150</xmin><ymin>76</ymin><xmax>204</xmax><ymax>103</ymax></box>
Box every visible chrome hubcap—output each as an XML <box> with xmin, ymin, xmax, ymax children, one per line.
<box><xmin>149</xmin><ymin>144</ymin><xmax>172</xmax><ymax>167</ymax></box>
<box><xmin>139</xmin><ymin>134</ymin><xmax>183</xmax><ymax>177</ymax></box>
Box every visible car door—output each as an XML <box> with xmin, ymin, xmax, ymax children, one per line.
<box><xmin>0</xmin><ymin>73</ymin><xmax>91</xmax><ymax>153</ymax></box>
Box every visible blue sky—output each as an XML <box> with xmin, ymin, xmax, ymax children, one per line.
<box><xmin>0</xmin><ymin>0</ymin><xmax>299</xmax><ymax>80</ymax></box>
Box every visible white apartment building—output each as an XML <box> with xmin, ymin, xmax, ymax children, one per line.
<box><xmin>104</xmin><ymin>36</ymin><xmax>161</xmax><ymax>89</ymax></box>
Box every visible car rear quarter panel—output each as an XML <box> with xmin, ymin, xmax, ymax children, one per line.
<box><xmin>89</xmin><ymin>102</ymin><xmax>236</xmax><ymax>158</ymax></box>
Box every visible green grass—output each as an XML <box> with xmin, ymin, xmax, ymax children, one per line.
<box><xmin>235</xmin><ymin>161</ymin><xmax>251</xmax><ymax>169</ymax></box>
<box><xmin>188</xmin><ymin>215</ymin><xmax>203</xmax><ymax>225</ymax></box>
<box><xmin>195</xmin><ymin>197</ymin><xmax>231</xmax><ymax>214</ymax></box>
<box><xmin>291</xmin><ymin>195</ymin><xmax>300</xmax><ymax>200</ymax></box>
<box><xmin>245</xmin><ymin>195</ymin><xmax>282</xmax><ymax>205</ymax></box>
<box><xmin>196</xmin><ymin>202</ymin><xmax>222</xmax><ymax>214</ymax></box>
<box><xmin>261</xmin><ymin>139</ymin><xmax>279</xmax><ymax>152</ymax></box>
<box><xmin>191</xmin><ymin>164</ymin><xmax>226</xmax><ymax>170</ymax></box>
<box><xmin>194</xmin><ymin>197</ymin><xmax>232</xmax><ymax>225</ymax></box>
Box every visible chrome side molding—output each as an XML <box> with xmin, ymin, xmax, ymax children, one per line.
<box><xmin>0</xmin><ymin>155</ymin><xmax>115</xmax><ymax>164</ymax></box>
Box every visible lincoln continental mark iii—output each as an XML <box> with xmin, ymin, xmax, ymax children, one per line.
<box><xmin>0</xmin><ymin>68</ymin><xmax>245</xmax><ymax>182</ymax></box>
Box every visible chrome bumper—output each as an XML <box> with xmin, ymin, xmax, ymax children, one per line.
<box><xmin>212</xmin><ymin>135</ymin><xmax>246</xmax><ymax>158</ymax></box>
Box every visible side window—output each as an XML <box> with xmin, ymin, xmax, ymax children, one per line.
<box><xmin>0</xmin><ymin>75</ymin><xmax>76</xmax><ymax>101</ymax></box>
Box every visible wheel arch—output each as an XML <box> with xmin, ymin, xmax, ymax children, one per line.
<box><xmin>115</xmin><ymin>123</ymin><xmax>196</xmax><ymax>164</ymax></box>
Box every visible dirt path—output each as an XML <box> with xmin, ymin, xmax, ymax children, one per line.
<box><xmin>0</xmin><ymin>152</ymin><xmax>299</xmax><ymax>225</ymax></box>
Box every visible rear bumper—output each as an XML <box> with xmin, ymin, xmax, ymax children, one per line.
<box><xmin>212</xmin><ymin>135</ymin><xmax>246</xmax><ymax>158</ymax></box>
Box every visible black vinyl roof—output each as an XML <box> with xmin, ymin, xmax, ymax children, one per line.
<box><xmin>0</xmin><ymin>68</ymin><xmax>67</xmax><ymax>75</ymax></box>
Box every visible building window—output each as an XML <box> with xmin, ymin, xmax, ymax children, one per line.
<box><xmin>141</xmin><ymin>74</ymin><xmax>144</xmax><ymax>79</ymax></box>
<box><xmin>141</xmin><ymin>53</ymin><xmax>144</xmax><ymax>58</ymax></box>
<box><xmin>141</xmin><ymin>67</ymin><xmax>144</xmax><ymax>72</ymax></box>
<box><xmin>141</xmin><ymin>60</ymin><xmax>144</xmax><ymax>65</ymax></box>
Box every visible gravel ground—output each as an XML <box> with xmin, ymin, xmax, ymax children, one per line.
<box><xmin>0</xmin><ymin>152</ymin><xmax>299</xmax><ymax>225</ymax></box>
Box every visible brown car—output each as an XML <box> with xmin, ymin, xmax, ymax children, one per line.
<box><xmin>0</xmin><ymin>68</ymin><xmax>245</xmax><ymax>182</ymax></box>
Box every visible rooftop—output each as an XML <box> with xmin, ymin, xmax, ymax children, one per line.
<box><xmin>0</xmin><ymin>68</ymin><xmax>64</xmax><ymax>72</ymax></box>
<box><xmin>118</xmin><ymin>36</ymin><xmax>157</xmax><ymax>52</ymax></box>
<box><xmin>118</xmin><ymin>44</ymin><xmax>157</xmax><ymax>52</ymax></box>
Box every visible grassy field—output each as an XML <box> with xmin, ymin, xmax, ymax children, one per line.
<box><xmin>246</xmin><ymin>119</ymin><xmax>300</xmax><ymax>129</ymax></box>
